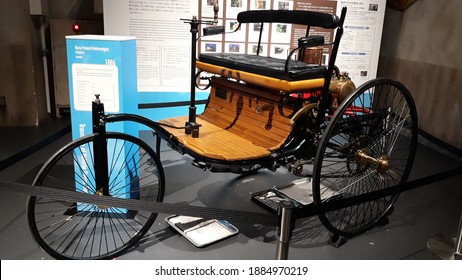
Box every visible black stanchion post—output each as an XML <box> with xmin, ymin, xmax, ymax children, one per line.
<box><xmin>276</xmin><ymin>200</ymin><xmax>295</xmax><ymax>260</ymax></box>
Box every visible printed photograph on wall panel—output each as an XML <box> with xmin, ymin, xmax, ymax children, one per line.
<box><xmin>251</xmin><ymin>0</ymin><xmax>269</xmax><ymax>10</ymax></box>
<box><xmin>224</xmin><ymin>19</ymin><xmax>247</xmax><ymax>42</ymax></box>
<box><xmin>247</xmin><ymin>43</ymin><xmax>268</xmax><ymax>55</ymax></box>
<box><xmin>226</xmin><ymin>0</ymin><xmax>249</xmax><ymax>18</ymax></box>
<box><xmin>201</xmin><ymin>0</ymin><xmax>225</xmax><ymax>18</ymax></box>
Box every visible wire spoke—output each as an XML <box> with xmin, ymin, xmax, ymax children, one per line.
<box><xmin>29</xmin><ymin>133</ymin><xmax>164</xmax><ymax>259</ymax></box>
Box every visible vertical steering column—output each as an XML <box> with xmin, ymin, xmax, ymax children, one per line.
<box><xmin>186</xmin><ymin>16</ymin><xmax>201</xmax><ymax>138</ymax></box>
<box><xmin>92</xmin><ymin>94</ymin><xmax>110</xmax><ymax>196</ymax></box>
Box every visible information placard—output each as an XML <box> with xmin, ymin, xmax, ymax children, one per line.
<box><xmin>66</xmin><ymin>35</ymin><xmax>139</xmax><ymax>209</ymax></box>
<box><xmin>66</xmin><ymin>35</ymin><xmax>138</xmax><ymax>138</ymax></box>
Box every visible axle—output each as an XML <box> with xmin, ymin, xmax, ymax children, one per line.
<box><xmin>356</xmin><ymin>149</ymin><xmax>390</xmax><ymax>174</ymax></box>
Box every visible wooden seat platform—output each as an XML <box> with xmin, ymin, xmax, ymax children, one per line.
<box><xmin>160</xmin><ymin>77</ymin><xmax>295</xmax><ymax>161</ymax></box>
<box><xmin>161</xmin><ymin>115</ymin><xmax>271</xmax><ymax>160</ymax></box>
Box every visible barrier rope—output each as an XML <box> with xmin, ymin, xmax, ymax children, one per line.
<box><xmin>295</xmin><ymin>165</ymin><xmax>462</xmax><ymax>218</ymax></box>
<box><xmin>0</xmin><ymin>166</ymin><xmax>460</xmax><ymax>226</ymax></box>
<box><xmin>0</xmin><ymin>180</ymin><xmax>279</xmax><ymax>226</ymax></box>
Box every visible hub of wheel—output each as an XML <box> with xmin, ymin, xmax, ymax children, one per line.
<box><xmin>356</xmin><ymin>148</ymin><xmax>390</xmax><ymax>174</ymax></box>
<box><xmin>95</xmin><ymin>190</ymin><xmax>110</xmax><ymax>210</ymax></box>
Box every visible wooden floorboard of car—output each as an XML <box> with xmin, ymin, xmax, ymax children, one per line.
<box><xmin>160</xmin><ymin>116</ymin><xmax>272</xmax><ymax>160</ymax></box>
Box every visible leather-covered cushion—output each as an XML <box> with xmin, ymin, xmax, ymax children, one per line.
<box><xmin>199</xmin><ymin>53</ymin><xmax>326</xmax><ymax>81</ymax></box>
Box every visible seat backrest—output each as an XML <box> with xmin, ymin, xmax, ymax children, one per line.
<box><xmin>235</xmin><ymin>8</ymin><xmax>347</xmax><ymax>96</ymax></box>
<box><xmin>237</xmin><ymin>9</ymin><xmax>341</xmax><ymax>29</ymax></box>
<box><xmin>235</xmin><ymin>8</ymin><xmax>348</xmax><ymax>121</ymax></box>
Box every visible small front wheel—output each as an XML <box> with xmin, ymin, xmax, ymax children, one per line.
<box><xmin>27</xmin><ymin>132</ymin><xmax>165</xmax><ymax>259</ymax></box>
<box><xmin>312</xmin><ymin>78</ymin><xmax>418</xmax><ymax>237</ymax></box>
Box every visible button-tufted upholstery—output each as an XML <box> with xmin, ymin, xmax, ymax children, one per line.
<box><xmin>199</xmin><ymin>53</ymin><xmax>326</xmax><ymax>81</ymax></box>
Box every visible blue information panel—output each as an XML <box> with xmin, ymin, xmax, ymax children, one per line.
<box><xmin>66</xmin><ymin>35</ymin><xmax>139</xmax><ymax>211</ymax></box>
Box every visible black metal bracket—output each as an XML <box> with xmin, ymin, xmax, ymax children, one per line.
<box><xmin>92</xmin><ymin>94</ymin><xmax>109</xmax><ymax>196</ymax></box>
<box><xmin>92</xmin><ymin>94</ymin><xmax>106</xmax><ymax>134</ymax></box>
<box><xmin>185</xmin><ymin>121</ymin><xmax>201</xmax><ymax>138</ymax></box>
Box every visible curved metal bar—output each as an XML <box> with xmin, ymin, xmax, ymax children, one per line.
<box><xmin>283</xmin><ymin>45</ymin><xmax>332</xmax><ymax>74</ymax></box>
<box><xmin>105</xmin><ymin>113</ymin><xmax>178</xmax><ymax>140</ymax></box>
<box><xmin>284</xmin><ymin>47</ymin><xmax>302</xmax><ymax>74</ymax></box>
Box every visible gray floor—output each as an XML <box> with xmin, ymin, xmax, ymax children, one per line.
<box><xmin>0</xmin><ymin>121</ymin><xmax>461</xmax><ymax>260</ymax></box>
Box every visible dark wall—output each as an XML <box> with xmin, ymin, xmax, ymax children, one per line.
<box><xmin>0</xmin><ymin>0</ymin><xmax>102</xmax><ymax>127</ymax></box>
<box><xmin>0</xmin><ymin>0</ymin><xmax>45</xmax><ymax>126</ymax></box>
<box><xmin>48</xmin><ymin>0</ymin><xmax>102</xmax><ymax>20</ymax></box>
<box><xmin>379</xmin><ymin>1</ymin><xmax>462</xmax><ymax>150</ymax></box>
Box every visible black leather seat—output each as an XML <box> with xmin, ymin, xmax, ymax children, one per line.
<box><xmin>198</xmin><ymin>8</ymin><xmax>346</xmax><ymax>86</ymax></box>
<box><xmin>199</xmin><ymin>53</ymin><xmax>326</xmax><ymax>81</ymax></box>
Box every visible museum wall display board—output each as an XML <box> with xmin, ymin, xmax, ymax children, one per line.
<box><xmin>103</xmin><ymin>0</ymin><xmax>385</xmax><ymax>120</ymax></box>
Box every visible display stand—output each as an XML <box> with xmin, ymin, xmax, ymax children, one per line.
<box><xmin>427</xmin><ymin>210</ymin><xmax>462</xmax><ymax>260</ymax></box>
<box><xmin>66</xmin><ymin>35</ymin><xmax>138</xmax><ymax>207</ymax></box>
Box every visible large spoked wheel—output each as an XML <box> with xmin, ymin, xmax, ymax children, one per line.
<box><xmin>27</xmin><ymin>132</ymin><xmax>165</xmax><ymax>259</ymax></box>
<box><xmin>313</xmin><ymin>78</ymin><xmax>418</xmax><ymax>237</ymax></box>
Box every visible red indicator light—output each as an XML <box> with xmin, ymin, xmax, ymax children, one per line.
<box><xmin>72</xmin><ymin>24</ymin><xmax>81</xmax><ymax>33</ymax></box>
